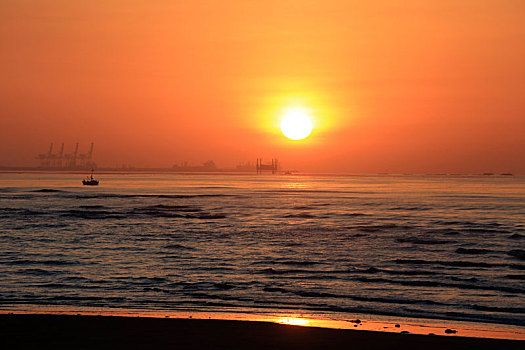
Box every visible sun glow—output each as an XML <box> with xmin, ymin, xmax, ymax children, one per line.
<box><xmin>280</xmin><ymin>110</ymin><xmax>313</xmax><ymax>140</ymax></box>
<box><xmin>277</xmin><ymin>317</ymin><xmax>310</xmax><ymax>326</ymax></box>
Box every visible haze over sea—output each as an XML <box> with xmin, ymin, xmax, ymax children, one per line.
<box><xmin>1</xmin><ymin>173</ymin><xmax>524</xmax><ymax>329</ymax></box>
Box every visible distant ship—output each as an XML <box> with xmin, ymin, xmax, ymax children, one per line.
<box><xmin>82</xmin><ymin>170</ymin><xmax>99</xmax><ymax>186</ymax></box>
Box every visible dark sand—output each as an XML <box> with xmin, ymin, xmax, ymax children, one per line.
<box><xmin>1</xmin><ymin>314</ymin><xmax>522</xmax><ymax>350</ymax></box>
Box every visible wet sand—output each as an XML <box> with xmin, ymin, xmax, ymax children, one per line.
<box><xmin>1</xmin><ymin>314</ymin><xmax>523</xmax><ymax>349</ymax></box>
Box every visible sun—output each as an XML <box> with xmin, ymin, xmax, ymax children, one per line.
<box><xmin>280</xmin><ymin>111</ymin><xmax>313</xmax><ymax>140</ymax></box>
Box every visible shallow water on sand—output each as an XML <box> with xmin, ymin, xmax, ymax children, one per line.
<box><xmin>0</xmin><ymin>173</ymin><xmax>524</xmax><ymax>327</ymax></box>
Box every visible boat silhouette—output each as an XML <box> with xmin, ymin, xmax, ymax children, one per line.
<box><xmin>82</xmin><ymin>170</ymin><xmax>99</xmax><ymax>186</ymax></box>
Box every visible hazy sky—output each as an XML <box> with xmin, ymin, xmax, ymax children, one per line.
<box><xmin>1</xmin><ymin>0</ymin><xmax>524</xmax><ymax>173</ymax></box>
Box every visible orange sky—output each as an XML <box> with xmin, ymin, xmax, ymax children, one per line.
<box><xmin>1</xmin><ymin>0</ymin><xmax>524</xmax><ymax>173</ymax></box>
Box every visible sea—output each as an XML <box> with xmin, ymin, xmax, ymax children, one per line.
<box><xmin>1</xmin><ymin>172</ymin><xmax>524</xmax><ymax>330</ymax></box>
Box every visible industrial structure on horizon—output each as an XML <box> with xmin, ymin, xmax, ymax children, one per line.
<box><xmin>256</xmin><ymin>158</ymin><xmax>279</xmax><ymax>174</ymax></box>
<box><xmin>36</xmin><ymin>142</ymin><xmax>96</xmax><ymax>169</ymax></box>
<box><xmin>32</xmin><ymin>146</ymin><xmax>283</xmax><ymax>173</ymax></box>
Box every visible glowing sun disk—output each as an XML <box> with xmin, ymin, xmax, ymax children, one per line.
<box><xmin>280</xmin><ymin>111</ymin><xmax>313</xmax><ymax>140</ymax></box>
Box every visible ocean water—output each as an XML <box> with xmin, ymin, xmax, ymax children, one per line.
<box><xmin>0</xmin><ymin>172</ymin><xmax>524</xmax><ymax>327</ymax></box>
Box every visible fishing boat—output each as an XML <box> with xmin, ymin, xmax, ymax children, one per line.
<box><xmin>82</xmin><ymin>170</ymin><xmax>99</xmax><ymax>186</ymax></box>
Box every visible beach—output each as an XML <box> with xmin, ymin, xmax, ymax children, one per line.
<box><xmin>2</xmin><ymin>313</ymin><xmax>523</xmax><ymax>350</ymax></box>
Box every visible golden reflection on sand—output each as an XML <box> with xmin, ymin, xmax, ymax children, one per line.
<box><xmin>277</xmin><ymin>317</ymin><xmax>310</xmax><ymax>326</ymax></box>
<box><xmin>1</xmin><ymin>306</ymin><xmax>524</xmax><ymax>341</ymax></box>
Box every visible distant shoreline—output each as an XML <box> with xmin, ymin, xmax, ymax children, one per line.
<box><xmin>0</xmin><ymin>167</ymin><xmax>520</xmax><ymax>177</ymax></box>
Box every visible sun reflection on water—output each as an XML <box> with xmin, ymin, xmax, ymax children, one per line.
<box><xmin>281</xmin><ymin>182</ymin><xmax>309</xmax><ymax>190</ymax></box>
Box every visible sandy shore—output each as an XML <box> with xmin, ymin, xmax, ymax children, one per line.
<box><xmin>1</xmin><ymin>314</ymin><xmax>523</xmax><ymax>349</ymax></box>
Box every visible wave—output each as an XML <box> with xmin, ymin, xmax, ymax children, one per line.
<box><xmin>351</xmin><ymin>224</ymin><xmax>413</xmax><ymax>233</ymax></box>
<box><xmin>396</xmin><ymin>237</ymin><xmax>452</xmax><ymax>245</ymax></box>
<box><xmin>289</xmin><ymin>204</ymin><xmax>332</xmax><ymax>210</ymax></box>
<box><xmin>469</xmin><ymin>305</ymin><xmax>525</xmax><ymax>314</ymax></box>
<box><xmin>260</xmin><ymin>286</ymin><xmax>450</xmax><ymax>308</ymax></box>
<box><xmin>3</xmin><ymin>294</ymin><xmax>522</xmax><ymax>327</ymax></box>
<box><xmin>14</xmin><ymin>192</ymin><xmax>242</xmax><ymax>201</ymax></box>
<box><xmin>72</xmin><ymin>193</ymin><xmax>237</xmax><ymax>200</ymax></box>
<box><xmin>348</xmin><ymin>233</ymin><xmax>368</xmax><ymax>238</ymax></box>
<box><xmin>193</xmin><ymin>186</ymin><xmax>235</xmax><ymax>189</ymax></box>
<box><xmin>508</xmin><ymin>249</ymin><xmax>525</xmax><ymax>260</ymax></box>
<box><xmin>353</xmin><ymin>276</ymin><xmax>525</xmax><ymax>294</ymax></box>
<box><xmin>139</xmin><ymin>204</ymin><xmax>202</xmax><ymax>212</ymax></box>
<box><xmin>138</xmin><ymin>204</ymin><xmax>226</xmax><ymax>219</ymax></box>
<box><xmin>15</xmin><ymin>268</ymin><xmax>61</xmax><ymax>276</ymax></box>
<box><xmin>188</xmin><ymin>213</ymin><xmax>227</xmax><ymax>219</ymax></box>
<box><xmin>133</xmin><ymin>205</ymin><xmax>203</xmax><ymax>218</ymax></box>
<box><xmin>462</xmin><ymin>228</ymin><xmax>512</xmax><ymax>235</ymax></box>
<box><xmin>377</xmin><ymin>269</ymin><xmax>439</xmax><ymax>276</ymax></box>
<box><xmin>31</xmin><ymin>189</ymin><xmax>66</xmax><ymax>193</ymax></box>
<box><xmin>164</xmin><ymin>244</ymin><xmax>195</xmax><ymax>250</ymax></box>
<box><xmin>506</xmin><ymin>274</ymin><xmax>525</xmax><ymax>280</ymax></box>
<box><xmin>258</xmin><ymin>268</ymin><xmax>342</xmax><ymax>280</ymax></box>
<box><xmin>55</xmin><ymin>206</ymin><xmax>227</xmax><ymax>220</ymax></box>
<box><xmin>1</xmin><ymin>258</ymin><xmax>79</xmax><ymax>266</ymax></box>
<box><xmin>46</xmin><ymin>295</ymin><xmax>127</xmax><ymax>302</ymax></box>
<box><xmin>455</xmin><ymin>248</ymin><xmax>494</xmax><ymax>255</ymax></box>
<box><xmin>78</xmin><ymin>205</ymin><xmax>109</xmax><ymax>209</ymax></box>
<box><xmin>61</xmin><ymin>276</ymin><xmax>93</xmax><ymax>282</ymax></box>
<box><xmin>291</xmin><ymin>205</ymin><xmax>324</xmax><ymax>210</ymax></box>
<box><xmin>280</xmin><ymin>260</ymin><xmax>324</xmax><ymax>266</ymax></box>
<box><xmin>435</xmin><ymin>194</ymin><xmax>503</xmax><ymax>199</ymax></box>
<box><xmin>257</xmin><ymin>266</ymin><xmax>441</xmax><ymax>278</ymax></box>
<box><xmin>390</xmin><ymin>206</ymin><xmax>431</xmax><ymax>211</ymax></box>
<box><xmin>0</xmin><ymin>208</ymin><xmax>47</xmax><ymax>216</ymax></box>
<box><xmin>393</xmin><ymin>258</ymin><xmax>505</xmax><ymax>268</ymax></box>
<box><xmin>60</xmin><ymin>210</ymin><xmax>127</xmax><ymax>220</ymax></box>
<box><xmin>0</xmin><ymin>194</ymin><xmax>36</xmax><ymax>200</ymax></box>
<box><xmin>426</xmin><ymin>228</ymin><xmax>461</xmax><ymax>235</ymax></box>
<box><xmin>434</xmin><ymin>220</ymin><xmax>478</xmax><ymax>226</ymax></box>
<box><xmin>214</xmin><ymin>282</ymin><xmax>236</xmax><ymax>290</ymax></box>
<box><xmin>260</xmin><ymin>267</ymin><xmax>326</xmax><ymax>275</ymax></box>
<box><xmin>128</xmin><ymin>276</ymin><xmax>167</xmax><ymax>284</ymax></box>
<box><xmin>434</xmin><ymin>220</ymin><xmax>506</xmax><ymax>229</ymax></box>
<box><xmin>283</xmin><ymin>213</ymin><xmax>318</xmax><ymax>219</ymax></box>
<box><xmin>508</xmin><ymin>233</ymin><xmax>524</xmax><ymax>239</ymax></box>
<box><xmin>0</xmin><ymin>188</ymin><xmax>17</xmax><ymax>193</ymax></box>
<box><xmin>29</xmin><ymin>282</ymin><xmax>102</xmax><ymax>290</ymax></box>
